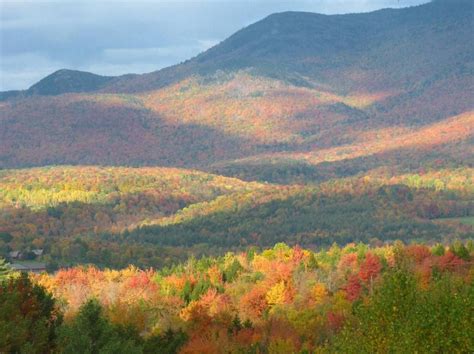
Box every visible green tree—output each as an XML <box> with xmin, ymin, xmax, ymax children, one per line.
<box><xmin>307</xmin><ymin>253</ymin><xmax>319</xmax><ymax>270</ymax></box>
<box><xmin>431</xmin><ymin>243</ymin><xmax>445</xmax><ymax>256</ymax></box>
<box><xmin>0</xmin><ymin>273</ymin><xmax>62</xmax><ymax>353</ymax></box>
<box><xmin>223</xmin><ymin>259</ymin><xmax>243</xmax><ymax>283</ymax></box>
<box><xmin>0</xmin><ymin>258</ymin><xmax>11</xmax><ymax>281</ymax></box>
<box><xmin>450</xmin><ymin>241</ymin><xmax>470</xmax><ymax>261</ymax></box>
<box><xmin>332</xmin><ymin>269</ymin><xmax>474</xmax><ymax>352</ymax></box>
<box><xmin>143</xmin><ymin>329</ymin><xmax>187</xmax><ymax>354</ymax></box>
<box><xmin>190</xmin><ymin>278</ymin><xmax>212</xmax><ymax>301</ymax></box>
<box><xmin>58</xmin><ymin>299</ymin><xmax>143</xmax><ymax>354</ymax></box>
<box><xmin>181</xmin><ymin>280</ymin><xmax>193</xmax><ymax>304</ymax></box>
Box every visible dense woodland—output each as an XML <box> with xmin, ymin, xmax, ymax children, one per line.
<box><xmin>0</xmin><ymin>166</ymin><xmax>472</xmax><ymax>269</ymax></box>
<box><xmin>1</xmin><ymin>242</ymin><xmax>473</xmax><ymax>353</ymax></box>
<box><xmin>0</xmin><ymin>1</ymin><xmax>473</xmax><ymax>352</ymax></box>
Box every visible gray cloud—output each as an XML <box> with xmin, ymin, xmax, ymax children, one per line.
<box><xmin>0</xmin><ymin>0</ymin><xmax>429</xmax><ymax>91</ymax></box>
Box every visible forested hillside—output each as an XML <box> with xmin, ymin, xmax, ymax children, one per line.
<box><xmin>0</xmin><ymin>166</ymin><xmax>472</xmax><ymax>269</ymax></box>
<box><xmin>1</xmin><ymin>0</ymin><xmax>472</xmax><ymax>172</ymax></box>
<box><xmin>1</xmin><ymin>243</ymin><xmax>473</xmax><ymax>352</ymax></box>
<box><xmin>0</xmin><ymin>0</ymin><xmax>472</xmax><ymax>270</ymax></box>
<box><xmin>0</xmin><ymin>0</ymin><xmax>473</xmax><ymax>351</ymax></box>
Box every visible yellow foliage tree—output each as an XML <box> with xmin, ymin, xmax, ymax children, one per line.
<box><xmin>266</xmin><ymin>281</ymin><xmax>287</xmax><ymax>306</ymax></box>
<box><xmin>312</xmin><ymin>283</ymin><xmax>328</xmax><ymax>304</ymax></box>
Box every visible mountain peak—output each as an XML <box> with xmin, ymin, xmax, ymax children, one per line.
<box><xmin>27</xmin><ymin>69</ymin><xmax>114</xmax><ymax>96</ymax></box>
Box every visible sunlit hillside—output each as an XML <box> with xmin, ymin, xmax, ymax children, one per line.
<box><xmin>4</xmin><ymin>242</ymin><xmax>472</xmax><ymax>352</ymax></box>
<box><xmin>142</xmin><ymin>72</ymin><xmax>390</xmax><ymax>145</ymax></box>
<box><xmin>214</xmin><ymin>111</ymin><xmax>474</xmax><ymax>182</ymax></box>
<box><xmin>0</xmin><ymin>166</ymin><xmax>263</xmax><ymax>252</ymax></box>
<box><xmin>1</xmin><ymin>0</ymin><xmax>472</xmax><ymax>171</ymax></box>
<box><xmin>1</xmin><ymin>166</ymin><xmax>472</xmax><ymax>269</ymax></box>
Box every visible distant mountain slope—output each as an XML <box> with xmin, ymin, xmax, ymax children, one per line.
<box><xmin>0</xmin><ymin>0</ymin><xmax>472</xmax><ymax>174</ymax></box>
<box><xmin>104</xmin><ymin>0</ymin><xmax>473</xmax><ymax>94</ymax></box>
<box><xmin>212</xmin><ymin>111</ymin><xmax>474</xmax><ymax>183</ymax></box>
<box><xmin>28</xmin><ymin>69</ymin><xmax>115</xmax><ymax>96</ymax></box>
<box><xmin>0</xmin><ymin>70</ymin><xmax>119</xmax><ymax>101</ymax></box>
<box><xmin>0</xmin><ymin>92</ymin><xmax>254</xmax><ymax>168</ymax></box>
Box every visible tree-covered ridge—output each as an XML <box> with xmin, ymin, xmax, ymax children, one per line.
<box><xmin>0</xmin><ymin>91</ymin><xmax>254</xmax><ymax>168</ymax></box>
<box><xmin>213</xmin><ymin>110</ymin><xmax>474</xmax><ymax>183</ymax></box>
<box><xmin>1</xmin><ymin>242</ymin><xmax>468</xmax><ymax>353</ymax></box>
<box><xmin>139</xmin><ymin>167</ymin><xmax>474</xmax><ymax>231</ymax></box>
<box><xmin>0</xmin><ymin>166</ymin><xmax>264</xmax><ymax>259</ymax></box>
<box><xmin>127</xmin><ymin>168</ymin><xmax>472</xmax><ymax>256</ymax></box>
<box><xmin>0</xmin><ymin>165</ymin><xmax>261</xmax><ymax>210</ymax></box>
<box><xmin>2</xmin><ymin>70</ymin><xmax>471</xmax><ymax>172</ymax></box>
<box><xmin>0</xmin><ymin>166</ymin><xmax>471</xmax><ymax>269</ymax></box>
<box><xmin>142</xmin><ymin>72</ymin><xmax>389</xmax><ymax>145</ymax></box>
<box><xmin>0</xmin><ymin>72</ymin><xmax>398</xmax><ymax>169</ymax></box>
<box><xmin>260</xmin><ymin>111</ymin><xmax>472</xmax><ymax>165</ymax></box>
<box><xmin>1</xmin><ymin>1</ymin><xmax>472</xmax><ymax>170</ymax></box>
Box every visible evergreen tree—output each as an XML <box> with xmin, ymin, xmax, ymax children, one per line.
<box><xmin>223</xmin><ymin>259</ymin><xmax>243</xmax><ymax>282</ymax></box>
<box><xmin>180</xmin><ymin>280</ymin><xmax>193</xmax><ymax>304</ymax></box>
<box><xmin>190</xmin><ymin>278</ymin><xmax>212</xmax><ymax>301</ymax></box>
<box><xmin>450</xmin><ymin>241</ymin><xmax>470</xmax><ymax>261</ymax></box>
<box><xmin>0</xmin><ymin>273</ymin><xmax>62</xmax><ymax>353</ymax></box>
<box><xmin>431</xmin><ymin>243</ymin><xmax>445</xmax><ymax>256</ymax></box>
<box><xmin>0</xmin><ymin>258</ymin><xmax>10</xmax><ymax>281</ymax></box>
<box><xmin>143</xmin><ymin>329</ymin><xmax>187</xmax><ymax>354</ymax></box>
<box><xmin>307</xmin><ymin>253</ymin><xmax>319</xmax><ymax>270</ymax></box>
<box><xmin>58</xmin><ymin>299</ymin><xmax>143</xmax><ymax>354</ymax></box>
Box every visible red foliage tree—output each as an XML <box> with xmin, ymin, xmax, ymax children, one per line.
<box><xmin>344</xmin><ymin>274</ymin><xmax>362</xmax><ymax>301</ymax></box>
<box><xmin>437</xmin><ymin>251</ymin><xmax>466</xmax><ymax>272</ymax></box>
<box><xmin>327</xmin><ymin>311</ymin><xmax>345</xmax><ymax>331</ymax></box>
<box><xmin>240</xmin><ymin>287</ymin><xmax>268</xmax><ymax>320</ymax></box>
<box><xmin>358</xmin><ymin>253</ymin><xmax>382</xmax><ymax>284</ymax></box>
<box><xmin>405</xmin><ymin>244</ymin><xmax>431</xmax><ymax>264</ymax></box>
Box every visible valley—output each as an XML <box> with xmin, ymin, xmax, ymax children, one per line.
<box><xmin>0</xmin><ymin>0</ymin><xmax>473</xmax><ymax>352</ymax></box>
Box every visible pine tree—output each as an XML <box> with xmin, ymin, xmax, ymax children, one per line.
<box><xmin>58</xmin><ymin>299</ymin><xmax>142</xmax><ymax>354</ymax></box>
<box><xmin>307</xmin><ymin>253</ymin><xmax>319</xmax><ymax>270</ymax></box>
<box><xmin>0</xmin><ymin>273</ymin><xmax>61</xmax><ymax>352</ymax></box>
<box><xmin>223</xmin><ymin>259</ymin><xmax>243</xmax><ymax>282</ymax></box>
<box><xmin>450</xmin><ymin>241</ymin><xmax>470</xmax><ymax>261</ymax></box>
<box><xmin>228</xmin><ymin>315</ymin><xmax>243</xmax><ymax>335</ymax></box>
<box><xmin>431</xmin><ymin>243</ymin><xmax>445</xmax><ymax>256</ymax></box>
<box><xmin>0</xmin><ymin>258</ymin><xmax>10</xmax><ymax>281</ymax></box>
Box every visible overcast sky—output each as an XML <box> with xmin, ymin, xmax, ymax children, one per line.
<box><xmin>1</xmin><ymin>0</ymin><xmax>429</xmax><ymax>91</ymax></box>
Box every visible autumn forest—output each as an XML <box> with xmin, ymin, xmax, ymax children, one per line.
<box><xmin>0</xmin><ymin>0</ymin><xmax>473</xmax><ymax>352</ymax></box>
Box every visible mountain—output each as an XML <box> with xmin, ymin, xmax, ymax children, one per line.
<box><xmin>0</xmin><ymin>69</ymin><xmax>119</xmax><ymax>100</ymax></box>
<box><xmin>1</xmin><ymin>2</ymin><xmax>473</xmax><ymax>350</ymax></box>
<box><xmin>0</xmin><ymin>0</ymin><xmax>473</xmax><ymax>177</ymax></box>
<box><xmin>105</xmin><ymin>0</ymin><xmax>473</xmax><ymax>95</ymax></box>
<box><xmin>27</xmin><ymin>69</ymin><xmax>116</xmax><ymax>96</ymax></box>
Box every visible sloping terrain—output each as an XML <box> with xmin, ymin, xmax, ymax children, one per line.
<box><xmin>0</xmin><ymin>0</ymin><xmax>472</xmax><ymax>173</ymax></box>
<box><xmin>0</xmin><ymin>69</ymin><xmax>120</xmax><ymax>100</ymax></box>
<box><xmin>0</xmin><ymin>166</ymin><xmax>262</xmax><ymax>240</ymax></box>
<box><xmin>0</xmin><ymin>166</ymin><xmax>472</xmax><ymax>268</ymax></box>
<box><xmin>213</xmin><ymin>110</ymin><xmax>474</xmax><ymax>182</ymax></box>
<box><xmin>0</xmin><ymin>1</ymin><xmax>472</xmax><ymax>269</ymax></box>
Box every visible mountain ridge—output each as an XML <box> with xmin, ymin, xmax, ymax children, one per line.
<box><xmin>0</xmin><ymin>69</ymin><xmax>128</xmax><ymax>101</ymax></box>
<box><xmin>3</xmin><ymin>0</ymin><xmax>471</xmax><ymax>98</ymax></box>
<box><xmin>0</xmin><ymin>0</ymin><xmax>472</xmax><ymax>176</ymax></box>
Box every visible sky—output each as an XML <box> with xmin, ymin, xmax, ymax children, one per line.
<box><xmin>1</xmin><ymin>0</ymin><xmax>429</xmax><ymax>91</ymax></box>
